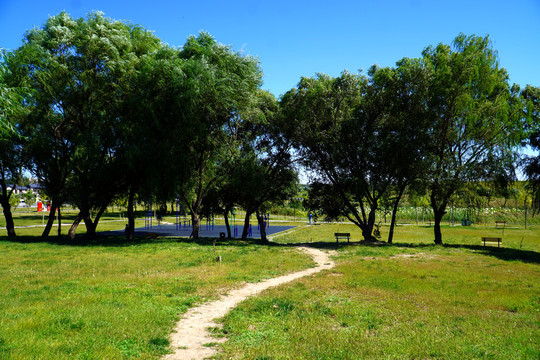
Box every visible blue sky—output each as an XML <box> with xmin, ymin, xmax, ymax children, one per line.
<box><xmin>1</xmin><ymin>0</ymin><xmax>539</xmax><ymax>98</ymax></box>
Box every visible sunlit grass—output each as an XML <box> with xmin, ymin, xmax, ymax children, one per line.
<box><xmin>1</xmin><ymin>210</ymin><xmax>539</xmax><ymax>359</ymax></box>
<box><xmin>0</xmin><ymin>237</ymin><xmax>313</xmax><ymax>359</ymax></box>
<box><xmin>217</xmin><ymin>224</ymin><xmax>540</xmax><ymax>360</ymax></box>
<box><xmin>219</xmin><ymin>253</ymin><xmax>539</xmax><ymax>359</ymax></box>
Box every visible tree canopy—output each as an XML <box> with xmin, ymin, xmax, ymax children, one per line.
<box><xmin>420</xmin><ymin>34</ymin><xmax>523</xmax><ymax>243</ymax></box>
<box><xmin>521</xmin><ymin>85</ymin><xmax>540</xmax><ymax>213</ymax></box>
<box><xmin>1</xmin><ymin>13</ymin><xmax>534</xmax><ymax>245</ymax></box>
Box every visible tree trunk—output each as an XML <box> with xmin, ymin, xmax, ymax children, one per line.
<box><xmin>256</xmin><ymin>209</ymin><xmax>268</xmax><ymax>242</ymax></box>
<box><xmin>57</xmin><ymin>206</ymin><xmax>62</xmax><ymax>237</ymax></box>
<box><xmin>361</xmin><ymin>207</ymin><xmax>377</xmax><ymax>241</ymax></box>
<box><xmin>224</xmin><ymin>211</ymin><xmax>231</xmax><ymax>238</ymax></box>
<box><xmin>42</xmin><ymin>199</ymin><xmax>59</xmax><ymax>237</ymax></box>
<box><xmin>83</xmin><ymin>211</ymin><xmax>97</xmax><ymax>239</ymax></box>
<box><xmin>0</xmin><ymin>179</ymin><xmax>17</xmax><ymax>237</ymax></box>
<box><xmin>433</xmin><ymin>209</ymin><xmax>446</xmax><ymax>244</ymax></box>
<box><xmin>126</xmin><ymin>187</ymin><xmax>135</xmax><ymax>241</ymax></box>
<box><xmin>92</xmin><ymin>204</ymin><xmax>108</xmax><ymax>231</ymax></box>
<box><xmin>0</xmin><ymin>198</ymin><xmax>16</xmax><ymax>237</ymax></box>
<box><xmin>388</xmin><ymin>186</ymin><xmax>406</xmax><ymax>244</ymax></box>
<box><xmin>242</xmin><ymin>210</ymin><xmax>253</xmax><ymax>240</ymax></box>
<box><xmin>190</xmin><ymin>212</ymin><xmax>200</xmax><ymax>239</ymax></box>
<box><xmin>68</xmin><ymin>212</ymin><xmax>83</xmax><ymax>239</ymax></box>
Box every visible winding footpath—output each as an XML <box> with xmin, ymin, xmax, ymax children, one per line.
<box><xmin>163</xmin><ymin>246</ymin><xmax>336</xmax><ymax>360</ymax></box>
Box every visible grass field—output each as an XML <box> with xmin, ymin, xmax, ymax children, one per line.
<box><xmin>0</xmin><ymin>236</ymin><xmax>312</xmax><ymax>359</ymax></box>
<box><xmin>0</xmin><ymin>209</ymin><xmax>539</xmax><ymax>359</ymax></box>
<box><xmin>216</xmin><ymin>224</ymin><xmax>540</xmax><ymax>359</ymax></box>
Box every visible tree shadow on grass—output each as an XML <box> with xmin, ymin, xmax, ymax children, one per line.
<box><xmin>445</xmin><ymin>244</ymin><xmax>540</xmax><ymax>264</ymax></box>
<box><xmin>284</xmin><ymin>240</ymin><xmax>540</xmax><ymax>264</ymax></box>
<box><xmin>0</xmin><ymin>233</ymin><xmax>270</xmax><ymax>248</ymax></box>
<box><xmin>2</xmin><ymin>234</ymin><xmax>538</xmax><ymax>265</ymax></box>
<box><xmin>363</xmin><ymin>241</ymin><xmax>540</xmax><ymax>265</ymax></box>
<box><xmin>10</xmin><ymin>214</ymin><xmax>81</xmax><ymax>222</ymax></box>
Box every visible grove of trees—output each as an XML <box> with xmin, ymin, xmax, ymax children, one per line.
<box><xmin>1</xmin><ymin>12</ymin><xmax>538</xmax><ymax>244</ymax></box>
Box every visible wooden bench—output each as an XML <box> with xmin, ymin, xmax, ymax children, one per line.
<box><xmin>481</xmin><ymin>237</ymin><xmax>502</xmax><ymax>247</ymax></box>
<box><xmin>334</xmin><ymin>233</ymin><xmax>350</xmax><ymax>243</ymax></box>
<box><xmin>495</xmin><ymin>221</ymin><xmax>506</xmax><ymax>228</ymax></box>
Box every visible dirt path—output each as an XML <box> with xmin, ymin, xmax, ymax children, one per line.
<box><xmin>163</xmin><ymin>246</ymin><xmax>335</xmax><ymax>360</ymax></box>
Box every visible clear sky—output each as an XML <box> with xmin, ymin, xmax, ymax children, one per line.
<box><xmin>1</xmin><ymin>0</ymin><xmax>539</xmax><ymax>98</ymax></box>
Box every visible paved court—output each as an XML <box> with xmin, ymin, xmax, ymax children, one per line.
<box><xmin>103</xmin><ymin>223</ymin><xmax>295</xmax><ymax>239</ymax></box>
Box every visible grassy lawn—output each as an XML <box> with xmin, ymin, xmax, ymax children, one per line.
<box><xmin>1</xmin><ymin>210</ymin><xmax>539</xmax><ymax>359</ymax></box>
<box><xmin>0</xmin><ymin>236</ymin><xmax>313</xmax><ymax>359</ymax></box>
<box><xmin>217</xmin><ymin>224</ymin><xmax>540</xmax><ymax>359</ymax></box>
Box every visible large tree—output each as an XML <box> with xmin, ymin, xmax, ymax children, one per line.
<box><xmin>0</xmin><ymin>50</ymin><xmax>27</xmax><ymax>237</ymax></box>
<box><xmin>117</xmin><ymin>44</ymin><xmax>185</xmax><ymax>240</ymax></box>
<box><xmin>361</xmin><ymin>60</ymin><xmax>431</xmax><ymax>243</ymax></box>
<box><xmin>174</xmin><ymin>32</ymin><xmax>263</xmax><ymax>239</ymax></box>
<box><xmin>421</xmin><ymin>34</ymin><xmax>522</xmax><ymax>244</ymax></box>
<box><xmin>280</xmin><ymin>72</ymin><xmax>379</xmax><ymax>239</ymax></box>
<box><xmin>281</xmin><ymin>70</ymin><xmax>427</xmax><ymax>241</ymax></box>
<box><xmin>234</xmin><ymin>148</ymin><xmax>297</xmax><ymax>242</ymax></box>
<box><xmin>521</xmin><ymin>85</ymin><xmax>540</xmax><ymax>213</ymax></box>
<box><xmin>8</xmin><ymin>12</ymin><xmax>161</xmax><ymax>238</ymax></box>
<box><xmin>234</xmin><ymin>90</ymin><xmax>298</xmax><ymax>242</ymax></box>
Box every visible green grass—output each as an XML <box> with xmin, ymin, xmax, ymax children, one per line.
<box><xmin>0</xmin><ymin>237</ymin><xmax>313</xmax><ymax>359</ymax></box>
<box><xmin>275</xmin><ymin>222</ymin><xmax>539</xmax><ymax>251</ymax></box>
<box><xmin>218</xmin><ymin>248</ymin><xmax>539</xmax><ymax>359</ymax></box>
<box><xmin>1</xmin><ymin>211</ymin><xmax>539</xmax><ymax>359</ymax></box>
<box><xmin>216</xmin><ymin>224</ymin><xmax>540</xmax><ymax>360</ymax></box>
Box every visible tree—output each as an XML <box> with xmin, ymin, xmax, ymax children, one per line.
<box><xmin>21</xmin><ymin>190</ymin><xmax>36</xmax><ymax>212</ymax></box>
<box><xmin>303</xmin><ymin>182</ymin><xmax>348</xmax><ymax>222</ymax></box>
<box><xmin>421</xmin><ymin>34</ymin><xmax>522</xmax><ymax>244</ymax></box>
<box><xmin>198</xmin><ymin>89</ymin><xmax>298</xmax><ymax>242</ymax></box>
<box><xmin>232</xmin><ymin>148</ymin><xmax>297</xmax><ymax>242</ymax></box>
<box><xmin>521</xmin><ymin>85</ymin><xmax>540</xmax><ymax>213</ymax></box>
<box><xmin>235</xmin><ymin>90</ymin><xmax>298</xmax><ymax>242</ymax></box>
<box><xmin>0</xmin><ymin>50</ymin><xmax>27</xmax><ymax>237</ymax></box>
<box><xmin>281</xmin><ymin>72</ymin><xmax>385</xmax><ymax>240</ymax></box>
<box><xmin>117</xmin><ymin>44</ymin><xmax>183</xmax><ymax>240</ymax></box>
<box><xmin>8</xmin><ymin>12</ymin><xmax>161</xmax><ymax>238</ymax></box>
<box><xmin>281</xmin><ymin>70</ymin><xmax>428</xmax><ymax>242</ymax></box>
<box><xmin>366</xmin><ymin>60</ymin><xmax>431</xmax><ymax>243</ymax></box>
<box><xmin>174</xmin><ymin>32</ymin><xmax>263</xmax><ymax>239</ymax></box>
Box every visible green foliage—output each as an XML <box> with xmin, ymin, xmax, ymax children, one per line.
<box><xmin>421</xmin><ymin>34</ymin><xmax>522</xmax><ymax>243</ymax></box>
<box><xmin>8</xmin><ymin>192</ymin><xmax>19</xmax><ymax>209</ymax></box>
<box><xmin>0</xmin><ymin>50</ymin><xmax>27</xmax><ymax>236</ymax></box>
<box><xmin>7</xmin><ymin>11</ymin><xmax>162</xmax><ymax>236</ymax></box>
<box><xmin>521</xmin><ymin>86</ymin><xmax>540</xmax><ymax>213</ymax></box>
<box><xmin>20</xmin><ymin>190</ymin><xmax>36</xmax><ymax>210</ymax></box>
<box><xmin>0</xmin><ymin>50</ymin><xmax>26</xmax><ymax>142</ymax></box>
<box><xmin>281</xmin><ymin>64</ymin><xmax>430</xmax><ymax>241</ymax></box>
<box><xmin>2</xmin><ymin>15</ymin><xmax>536</xmax><ymax>249</ymax></box>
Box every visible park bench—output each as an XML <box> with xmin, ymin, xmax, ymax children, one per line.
<box><xmin>334</xmin><ymin>233</ymin><xmax>350</xmax><ymax>243</ymax></box>
<box><xmin>495</xmin><ymin>221</ymin><xmax>506</xmax><ymax>228</ymax></box>
<box><xmin>481</xmin><ymin>236</ymin><xmax>502</xmax><ymax>247</ymax></box>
